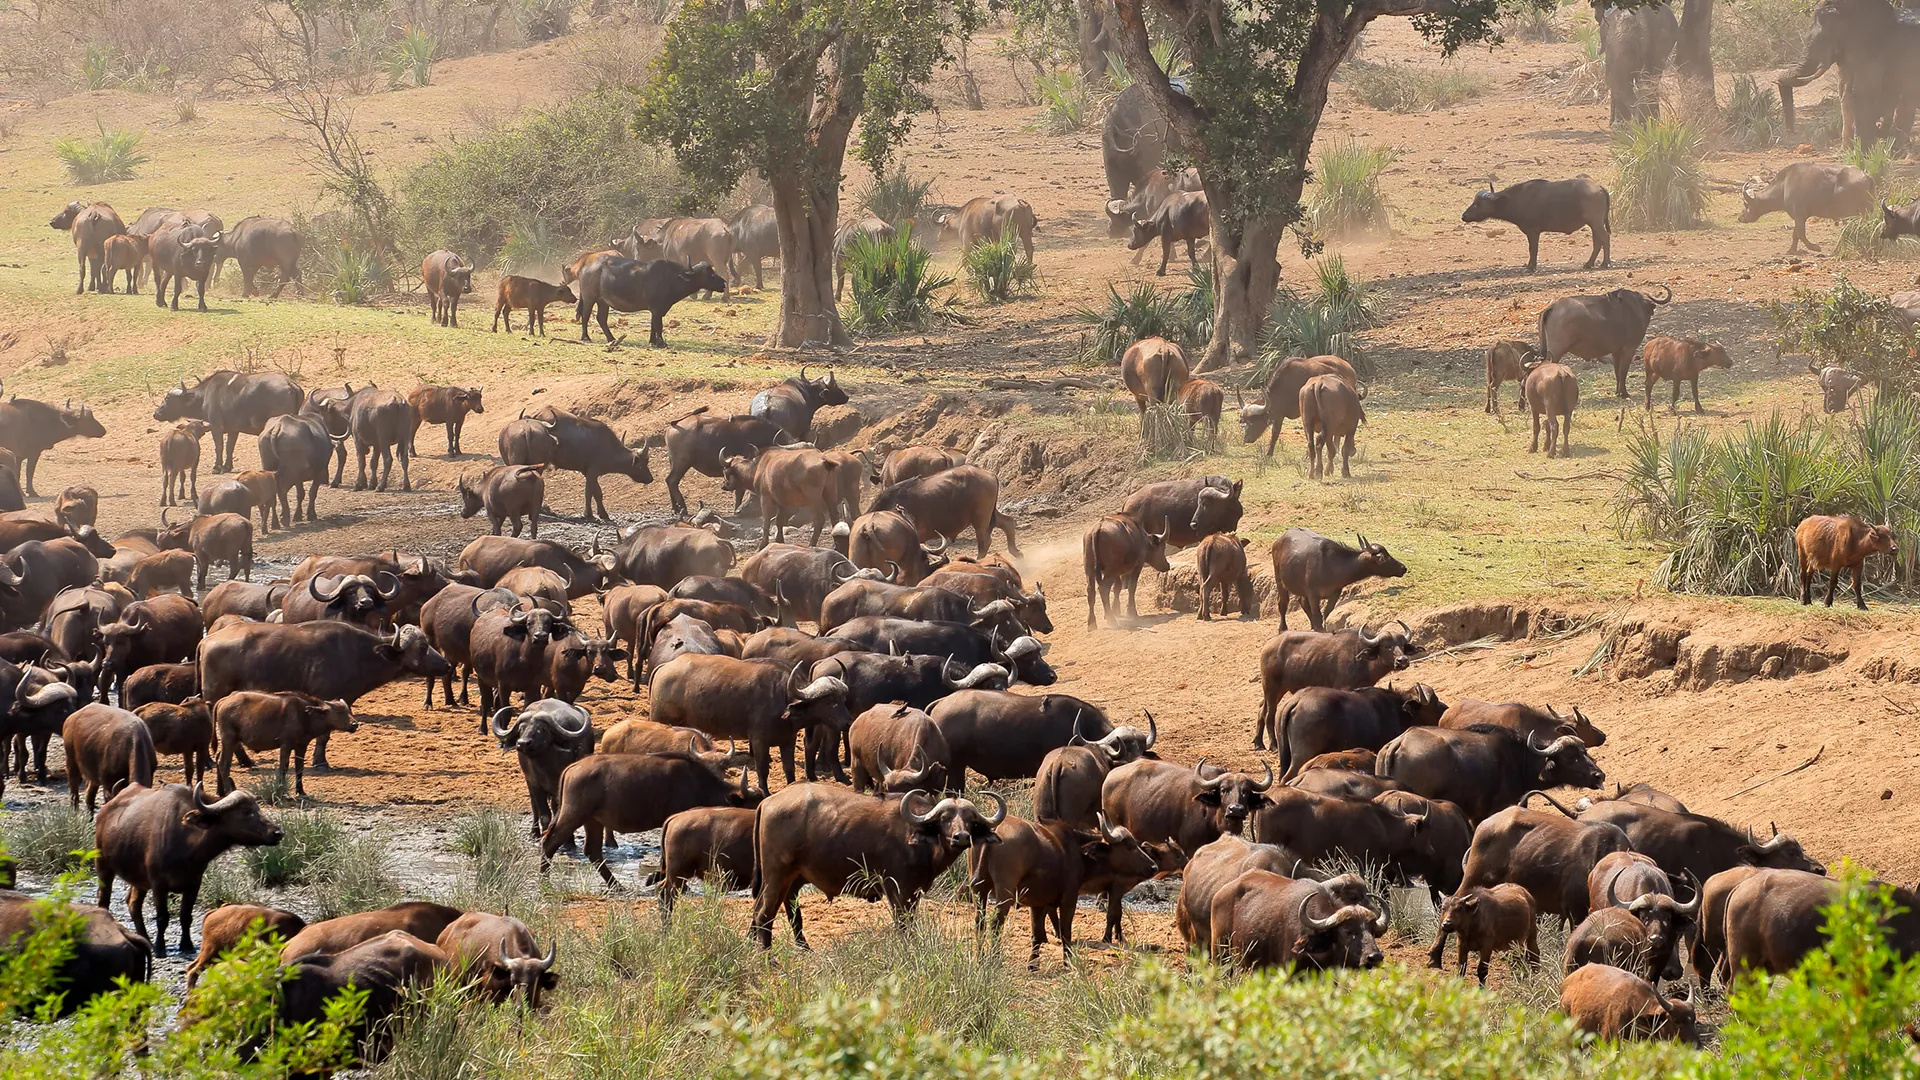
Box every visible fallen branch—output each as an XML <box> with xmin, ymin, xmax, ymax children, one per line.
<box><xmin>1724</xmin><ymin>745</ymin><xmax>1825</xmax><ymax>800</ymax></box>
<box><xmin>983</xmin><ymin>375</ymin><xmax>1114</xmax><ymax>391</ymax></box>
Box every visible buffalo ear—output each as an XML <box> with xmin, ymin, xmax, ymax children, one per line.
<box><xmin>1193</xmin><ymin>789</ymin><xmax>1222</xmax><ymax>807</ymax></box>
<box><xmin>182</xmin><ymin>809</ymin><xmax>211</xmax><ymax>829</ymax></box>
<box><xmin>373</xmin><ymin>643</ymin><xmax>402</xmax><ymax>661</ymax></box>
<box><xmin>605</xmin><ymin>646</ymin><xmax>628</xmax><ymax>661</ymax></box>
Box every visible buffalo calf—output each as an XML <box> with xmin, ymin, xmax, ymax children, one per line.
<box><xmin>1558</xmin><ymin>964</ymin><xmax>1699</xmax><ymax>1045</ymax></box>
<box><xmin>1523</xmin><ymin>361</ymin><xmax>1578</xmax><ymax>458</ymax></box>
<box><xmin>1431</xmin><ymin>883</ymin><xmax>1538</xmax><ymax>985</ymax></box>
<box><xmin>214</xmin><ymin>690</ymin><xmax>356</xmax><ymax>797</ymax></box>
<box><xmin>1796</xmin><ymin>514</ymin><xmax>1896</xmax><ymax>609</ymax></box>
<box><xmin>64</xmin><ymin>704</ymin><xmax>157</xmax><ymax>813</ymax></box>
<box><xmin>1083</xmin><ymin>513</ymin><xmax>1170</xmax><ymax>629</ymax></box>
<box><xmin>1642</xmin><ymin>336</ymin><xmax>1730</xmax><ymax>414</ymax></box>
<box><xmin>1195</xmin><ymin>532</ymin><xmax>1256</xmax><ymax>620</ymax></box>
<box><xmin>492</xmin><ymin>276</ymin><xmax>577</xmax><ymax>336</ymax></box>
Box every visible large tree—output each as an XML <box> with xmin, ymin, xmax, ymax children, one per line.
<box><xmin>1108</xmin><ymin>0</ymin><xmax>1544</xmax><ymax>371</ymax></box>
<box><xmin>639</xmin><ymin>0</ymin><xmax>976</xmax><ymax>348</ymax></box>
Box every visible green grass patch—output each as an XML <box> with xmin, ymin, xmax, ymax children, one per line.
<box><xmin>0</xmin><ymin>804</ymin><xmax>94</xmax><ymax>877</ymax></box>
<box><xmin>1612</xmin><ymin>117</ymin><xmax>1707</xmax><ymax>231</ymax></box>
<box><xmin>1310</xmin><ymin>139</ymin><xmax>1397</xmax><ymax>239</ymax></box>
<box><xmin>52</xmin><ymin>121</ymin><xmax>147</xmax><ymax>184</ymax></box>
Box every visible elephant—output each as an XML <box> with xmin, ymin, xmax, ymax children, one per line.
<box><xmin>1594</xmin><ymin>0</ymin><xmax>1680</xmax><ymax>127</ymax></box>
<box><xmin>1778</xmin><ymin>0</ymin><xmax>1920</xmax><ymax>152</ymax></box>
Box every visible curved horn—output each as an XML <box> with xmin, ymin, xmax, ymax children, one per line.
<box><xmin>1606</xmin><ymin>872</ymin><xmax>1623</xmax><ymax>910</ymax></box>
<box><xmin>1367</xmin><ymin>892</ymin><xmax>1391</xmax><ymax>935</ymax></box>
<box><xmin>1143</xmin><ymin>709</ymin><xmax>1158</xmax><ymax>749</ymax></box>
<box><xmin>1193</xmin><ymin>758</ymin><xmax>1228</xmax><ymax>790</ymax></box>
<box><xmin>159</xmin><ymin>506</ymin><xmax>175</xmax><ymax>528</ymax></box>
<box><xmin>923</xmin><ymin>531</ymin><xmax>948</xmax><ymax>555</ymax></box>
<box><xmin>1649</xmin><ymin>284</ymin><xmax>1673</xmax><ymax>305</ymax></box>
<box><xmin>1357</xmin><ymin>623</ymin><xmax>1382</xmax><ymax>646</ymax></box>
<box><xmin>977</xmin><ymin>789</ymin><xmax>1007</xmax><ymax>825</ymax></box>
<box><xmin>1672</xmin><ymin>871</ymin><xmax>1701</xmax><ymax>918</ymax></box>
<box><xmin>1248</xmin><ymin>758</ymin><xmax>1275</xmax><ymax>792</ymax></box>
<box><xmin>373</xmin><ymin>570</ymin><xmax>401</xmax><ymax>601</ymax></box>
<box><xmin>1757</xmin><ymin>828</ymin><xmax>1793</xmax><ymax>853</ymax></box>
<box><xmin>1542</xmin><ymin>735</ymin><xmax>1583</xmax><ymax>756</ymax></box>
<box><xmin>553</xmin><ymin>704</ymin><xmax>590</xmax><ymax>738</ymax></box>
<box><xmin>537</xmin><ymin>939</ymin><xmax>557</xmax><ymax>972</ymax></box>
<box><xmin>1390</xmin><ymin>619</ymin><xmax>1411</xmax><ymax>638</ymax></box>
<box><xmin>901</xmin><ymin>790</ymin><xmax>951</xmax><ymax>825</ymax></box>
<box><xmin>1096</xmin><ymin>810</ymin><xmax>1118</xmax><ymax>840</ymax></box>
<box><xmin>308</xmin><ymin>574</ymin><xmax>347</xmax><ymax>603</ymax></box>
<box><xmin>491</xmin><ymin>706</ymin><xmax>519</xmax><ymax>739</ymax></box>
<box><xmin>1299</xmin><ymin>889</ymin><xmax>1341</xmax><ymax>932</ymax></box>
<box><xmin>886</xmin><ymin>560</ymin><xmax>903</xmax><ymax>583</ymax></box>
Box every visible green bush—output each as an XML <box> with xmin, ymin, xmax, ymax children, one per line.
<box><xmin>396</xmin><ymin>90</ymin><xmax>684</xmax><ymax>267</ymax></box>
<box><xmin>1035</xmin><ymin>69</ymin><xmax>1088</xmax><ymax>134</ymax></box>
<box><xmin>1342</xmin><ymin>61</ymin><xmax>1489</xmax><ymax>113</ymax></box>
<box><xmin>1843</xmin><ymin>137</ymin><xmax>1897</xmax><ymax>192</ymax></box>
<box><xmin>0</xmin><ymin>805</ymin><xmax>94</xmax><ymax>877</ymax></box>
<box><xmin>1075</xmin><ymin>281</ymin><xmax>1184</xmax><ymax>365</ymax></box>
<box><xmin>1256</xmin><ymin>256</ymin><xmax>1382</xmax><ymax>380</ymax></box>
<box><xmin>1769</xmin><ymin>276</ymin><xmax>1920</xmax><ymax>395</ymax></box>
<box><xmin>1618</xmin><ymin>404</ymin><xmax>1920</xmax><ymax>597</ymax></box>
<box><xmin>962</xmin><ymin>233</ymin><xmax>1034</xmax><ymax>303</ymax></box>
<box><xmin>449</xmin><ymin>809</ymin><xmax>537</xmax><ymax>912</ymax></box>
<box><xmin>1612</xmin><ymin>117</ymin><xmax>1707</xmax><ymax>231</ymax></box>
<box><xmin>307</xmin><ymin>831</ymin><xmax>402</xmax><ymax>920</ymax></box>
<box><xmin>244</xmin><ymin>808</ymin><xmax>344</xmax><ymax>887</ymax></box>
<box><xmin>387</xmin><ymin>26</ymin><xmax>436</xmax><ymax>89</ymax></box>
<box><xmin>1176</xmin><ymin>262</ymin><xmax>1215</xmax><ymax>349</ymax></box>
<box><xmin>1723</xmin><ymin>75</ymin><xmax>1778</xmax><ymax>151</ymax></box>
<box><xmin>328</xmin><ymin>247</ymin><xmax>392</xmax><ymax>305</ymax></box>
<box><xmin>52</xmin><ymin>121</ymin><xmax>147</xmax><ymax>184</ymax></box>
<box><xmin>1310</xmin><ymin>139</ymin><xmax>1397</xmax><ymax>239</ymax></box>
<box><xmin>861</xmin><ymin>169</ymin><xmax>936</xmax><ymax>228</ymax></box>
<box><xmin>842</xmin><ymin>226</ymin><xmax>957</xmax><ymax>332</ymax></box>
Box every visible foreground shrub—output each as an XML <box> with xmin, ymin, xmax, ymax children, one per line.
<box><xmin>1310</xmin><ymin>139</ymin><xmax>1397</xmax><ymax>238</ymax></box>
<box><xmin>1257</xmin><ymin>256</ymin><xmax>1382</xmax><ymax>380</ymax></box>
<box><xmin>1613</xmin><ymin>117</ymin><xmax>1707</xmax><ymax>231</ymax></box>
<box><xmin>843</xmin><ymin>227</ymin><xmax>956</xmax><ymax>332</ymax></box>
<box><xmin>1076</xmin><ymin>281</ymin><xmax>1184</xmax><ymax>365</ymax></box>
<box><xmin>1769</xmin><ymin>276</ymin><xmax>1920</xmax><ymax>395</ymax></box>
<box><xmin>244</xmin><ymin>807</ymin><xmax>344</xmax><ymax>887</ymax></box>
<box><xmin>52</xmin><ymin>122</ymin><xmax>147</xmax><ymax>184</ymax></box>
<box><xmin>1723</xmin><ymin>74</ymin><xmax>1778</xmax><ymax>151</ymax></box>
<box><xmin>1176</xmin><ymin>262</ymin><xmax>1215</xmax><ymax>349</ymax></box>
<box><xmin>1343</xmin><ymin>60</ymin><xmax>1489</xmax><ymax>113</ymax></box>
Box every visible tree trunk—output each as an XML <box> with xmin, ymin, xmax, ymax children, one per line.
<box><xmin>767</xmin><ymin>174</ymin><xmax>852</xmax><ymax>348</ymax></box>
<box><xmin>1674</xmin><ymin>0</ymin><xmax>1715</xmax><ymax>108</ymax></box>
<box><xmin>1200</xmin><ymin>188</ymin><xmax>1285</xmax><ymax>372</ymax></box>
<box><xmin>1077</xmin><ymin>0</ymin><xmax>1113</xmax><ymax>83</ymax></box>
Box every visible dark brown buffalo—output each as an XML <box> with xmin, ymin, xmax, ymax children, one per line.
<box><xmin>257</xmin><ymin>407</ymin><xmax>338</xmax><ymax>524</ymax></box>
<box><xmin>1432</xmin><ymin>883</ymin><xmax>1538</xmax><ymax>984</ymax></box>
<box><xmin>63</xmin><ymin>703</ymin><xmax>157</xmax><ymax>812</ymax></box>
<box><xmin>1275</xmin><ymin>683</ymin><xmax>1445</xmax><ymax>780</ymax></box>
<box><xmin>422</xmin><ymin>249</ymin><xmax>476</xmax><ymax>326</ymax></box>
<box><xmin>505</xmin><ymin>405</ymin><xmax>653</xmax><ymax>520</ymax></box>
<box><xmin>873</xmin><ymin>445</ymin><xmax>967</xmax><ymax>488</ymax></box>
<box><xmin>600</xmin><ymin>583</ymin><xmax>668</xmax><ymax>677</ymax></box>
<box><xmin>0</xmin><ymin>398</ymin><xmax>107</xmax><ymax>496</ymax></box>
<box><xmin>457</xmin><ymin>534</ymin><xmax>618</xmax><ymax>598</ymax></box>
<box><xmin>819</xmin><ymin>578</ymin><xmax>1017</xmax><ymax>638</ymax></box>
<box><xmin>1298</xmin><ymin>374</ymin><xmax>1366</xmax><ymax>480</ymax></box>
<box><xmin>1454</xmin><ymin>801</ymin><xmax>1633</xmax><ymax>924</ymax></box>
<box><xmin>750</xmin><ymin>784</ymin><xmax>1004</xmax><ymax>948</ymax></box>
<box><xmin>1440</xmin><ymin>698</ymin><xmax>1606</xmax><ymax>748</ymax></box>
<box><xmin>436</xmin><ymin>912</ymin><xmax>558</xmax><ymax>1006</ymax></box>
<box><xmin>123</xmin><ymin>662</ymin><xmax>201</xmax><ymax>710</ymax></box>
<box><xmin>1375</xmin><ymin>725</ymin><xmax>1604</xmax><ymax>824</ymax></box>
<box><xmin>1460</xmin><ymin>178</ymin><xmax>1612</xmax><ymax>271</ymax></box>
<box><xmin>160</xmin><ymin>420</ymin><xmax>208</xmax><ymax>506</ymax></box>
<box><xmin>1082</xmin><ymin>512</ymin><xmax>1170</xmax><ymax>630</ymax></box>
<box><xmin>615</xmin><ymin>523</ymin><xmax>735</xmax><ymax>589</ymax></box>
<box><xmin>648</xmin><ymin>653</ymin><xmax>850</xmax><ymax>789</ymax></box>
<box><xmin>45</xmin><ymin>583</ymin><xmax>127</xmax><ymax>666</ymax></box>
<box><xmin>1194</xmin><ymin>532</ymin><xmax>1255</xmax><ymax>620</ymax></box>
<box><xmin>1028</xmin><ymin>715</ymin><xmax>1163</xmax><ymax>831</ymax></box>
<box><xmin>135</xmin><ymin>698</ymin><xmax>214</xmax><ymax>785</ymax></box>
<box><xmin>847</xmin><ymin>509</ymin><xmax>950</xmax><ymax>584</ymax></box>
<box><xmin>50</xmin><ymin>200</ymin><xmax>125</xmax><ymax>293</ymax></box>
<box><xmin>99</xmin><ymin>594</ymin><xmax>203</xmax><ymax>703</ymax></box>
<box><xmin>344</xmin><ymin>385</ymin><xmax>415</xmax><ymax>492</ymax></box>
<box><xmin>721</xmin><ymin>447</ymin><xmax>842</xmax><ymax>547</ymax></box>
<box><xmin>1573</xmin><ymin>798</ymin><xmax>1826</xmax><ymax>886</ymax></box>
<box><xmin>1125</xmin><ymin>190</ymin><xmax>1210</xmax><ymax>275</ymax></box>
<box><xmin>1209</xmin><ymin>870</ymin><xmax>1388</xmax><ymax>972</ymax></box>
<box><xmin>1269</xmin><ymin>529</ymin><xmax>1406</xmax><ymax>631</ymax></box>
<box><xmin>750</xmin><ymin>366</ymin><xmax>850</xmax><ymax>442</ymax></box>
<box><xmin>407</xmin><ymin>384</ymin><xmax>484</xmax><ymax>456</ymax></box>
<box><xmin>1716</xmin><ymin>867</ymin><xmax>1920</xmax><ymax>979</ymax></box>
<box><xmin>278</xmin><ymin>901</ymin><xmax>465</xmax><ymax>960</ymax></box>
<box><xmin>281</xmin><ymin>570</ymin><xmax>401</xmax><ymax>630</ymax></box>
<box><xmin>198</xmin><ymin>621</ymin><xmax>451</xmax><ymax>769</ymax></box>
<box><xmin>289</xmin><ymin>550</ymin><xmax>452</xmax><ymax>626</ymax></box>
<box><xmin>279</xmin><ymin>931</ymin><xmax>446</xmax><ymax>1063</ymax></box>
<box><xmin>1559</xmin><ymin>963</ymin><xmax>1699</xmax><ymax>1045</ymax></box>
<box><xmin>1251</xmin><ymin>785</ymin><xmax>1429</xmax><ymax>875</ymax></box>
<box><xmin>1584</xmin><ymin>849</ymin><xmax>1700</xmax><ymax>981</ymax></box>
<box><xmin>95</xmin><ymin>783</ymin><xmax>284</xmax><ymax>953</ymax></box>
<box><xmin>1175</xmin><ymin>832</ymin><xmax>1313</xmax><ymax>948</ymax></box>
<box><xmin>217</xmin><ymin>215</ymin><xmax>303</xmax><ymax>298</ymax></box>
<box><xmin>1118</xmin><ymin>475</ymin><xmax>1243</xmax><ymax>551</ymax></box>
<box><xmin>150</xmin><ymin>223</ymin><xmax>223</xmax><ymax>311</ymax></box>
<box><xmin>543</xmin><ymin>630</ymin><xmax>625</xmax><ymax>705</ymax></box>
<box><xmin>184</xmin><ymin>903</ymin><xmax>302</xmax><ymax>988</ymax></box>
<box><xmin>1642</xmin><ymin>336</ymin><xmax>1732</xmax><ymax>413</ymax></box>
<box><xmin>574</xmin><ymin>253</ymin><xmax>728</xmax><ymax>346</ymax></box>
<box><xmin>826</xmin><ymin>616</ymin><xmax>1056</xmax><ymax>687</ymax></box>
<box><xmin>0</xmin><ymin>890</ymin><xmax>150</xmax><ymax>1015</ymax></box>
<box><xmin>1523</xmin><ymin>360</ymin><xmax>1579</xmax><ymax>457</ymax></box>
<box><xmin>198</xmin><ymin>581</ymin><xmax>286</xmax><ymax>627</ymax></box>
<box><xmin>214</xmin><ymin>690</ymin><xmax>355</xmax><ymax>797</ymax></box>
<box><xmin>970</xmin><ymin>812</ymin><xmax>1162</xmax><ymax>967</ymax></box>
<box><xmin>540</xmin><ymin>750</ymin><xmax>759</xmax><ymax>885</ymax></box>
<box><xmin>1374</xmin><ymin>790</ymin><xmax>1475</xmax><ymax>902</ymax></box>
<box><xmin>467</xmin><ymin>601</ymin><xmax>574</xmax><ymax>716</ymax></box>
<box><xmin>816</xmin><ymin>652</ymin><xmax>1007</xmax><ymax>776</ymax></box>
<box><xmin>459</xmin><ymin>463</ymin><xmax>546</xmax><ymax>539</ymax></box>
<box><xmin>1288</xmin><ymin>767</ymin><xmax>1399</xmax><ymax>801</ymax></box>
<box><xmin>490</xmin><ymin>698</ymin><xmax>593</xmax><ymax>839</ymax></box>
<box><xmin>0</xmin><ymin>662</ymin><xmax>84</xmax><ymax>792</ymax></box>
<box><xmin>739</xmin><ymin>627</ymin><xmax>856</xmax><ymax>668</ymax></box>
<box><xmin>1102</xmin><ymin>757</ymin><xmax>1276</xmax><ymax>855</ymax></box>
<box><xmin>737</xmin><ymin>544</ymin><xmax>875</xmax><ymax>626</ymax></box>
<box><xmin>1537</xmin><ymin>285</ymin><xmax>1671</xmax><ymax>398</ymax></box>
<box><xmin>1883</xmin><ymin>197</ymin><xmax>1920</xmax><ymax>241</ymax></box>
<box><xmin>1238</xmin><ymin>355</ymin><xmax>1359</xmax><ymax>457</ymax></box>
<box><xmin>921</xmin><ymin>565</ymin><xmax>1051</xmax><ymax>634</ymax></box>
<box><xmin>153</xmin><ymin>370</ymin><xmax>305</xmax><ymax>474</ymax></box>
<box><xmin>867</xmin><ymin>466</ymin><xmax>1018</xmax><ymax>555</ymax></box>
<box><xmin>927</xmin><ymin>690</ymin><xmax>1108</xmax><ymax>785</ymax></box>
<box><xmin>1254</xmin><ymin>623</ymin><xmax>1419</xmax><ymax>750</ymax></box>
<box><xmin>652</xmin><ymin>806</ymin><xmax>772</xmax><ymax>918</ymax></box>
<box><xmin>660</xmin><ymin>407</ymin><xmax>789</xmax><ymax>515</ymax></box>
<box><xmin>848</xmin><ymin>702</ymin><xmax>952</xmax><ymax>794</ymax></box>
<box><xmin>1738</xmin><ymin>162</ymin><xmax>1874</xmax><ymax>255</ymax></box>
<box><xmin>157</xmin><ymin>510</ymin><xmax>251</xmax><ymax>587</ymax></box>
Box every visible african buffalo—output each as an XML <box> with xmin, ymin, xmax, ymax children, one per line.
<box><xmin>1275</xmin><ymin>683</ymin><xmax>1445</xmax><ymax>779</ymax></box>
<box><xmin>1238</xmin><ymin>355</ymin><xmax>1359</xmax><ymax>457</ymax></box>
<box><xmin>1118</xmin><ymin>475</ymin><xmax>1242</xmax><ymax>550</ymax></box>
<box><xmin>1270</xmin><ymin>529</ymin><xmax>1405</xmax><ymax>631</ymax></box>
<box><xmin>1461</xmin><ymin>178</ymin><xmax>1611</xmax><ymax>271</ymax></box>
<box><xmin>1254</xmin><ymin>623</ymin><xmax>1419</xmax><ymax>750</ymax></box>
<box><xmin>574</xmin><ymin>254</ymin><xmax>728</xmax><ymax>346</ymax></box>
<box><xmin>95</xmin><ymin>783</ymin><xmax>284</xmax><ymax>953</ymax></box>
<box><xmin>751</xmin><ymin>366</ymin><xmax>850</xmax><ymax>442</ymax></box>
<box><xmin>154</xmin><ymin>370</ymin><xmax>305</xmax><ymax>473</ymax></box>
<box><xmin>1375</xmin><ymin>725</ymin><xmax>1604</xmax><ymax>823</ymax></box>
<box><xmin>1537</xmin><ymin>285</ymin><xmax>1671</xmax><ymax>398</ymax></box>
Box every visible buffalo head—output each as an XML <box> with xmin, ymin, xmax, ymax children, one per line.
<box><xmin>798</xmin><ymin>365</ymin><xmax>849</xmax><ymax>408</ymax></box>
<box><xmin>1192</xmin><ymin>757</ymin><xmax>1275</xmax><ymax>833</ymax></box>
<box><xmin>456</xmin><ymin>471</ymin><xmax>485</xmax><ymax>518</ymax></box>
<box><xmin>1354</xmin><ymin>620</ymin><xmax>1418</xmax><ymax>671</ymax></box>
<box><xmin>874</xmin><ymin>744</ymin><xmax>943</xmax><ymax>794</ymax></box>
<box><xmin>1293</xmin><ymin>882</ymin><xmax>1390</xmax><ymax>970</ymax></box>
<box><xmin>481</xmin><ymin>934</ymin><xmax>558</xmax><ymax>1008</ymax></box>
<box><xmin>998</xmin><ymin>633</ymin><xmax>1056</xmax><ymax>686</ymax></box>
<box><xmin>186</xmin><ymin>784</ymin><xmax>285</xmax><ymax>847</ymax></box>
<box><xmin>445</xmin><ymin>257</ymin><xmax>475</xmax><ymax>294</ymax></box>
<box><xmin>49</xmin><ymin>201</ymin><xmax>83</xmax><ymax>231</ymax></box>
<box><xmin>783</xmin><ymin>663</ymin><xmax>852</xmax><ymax>734</ymax></box>
<box><xmin>1546</xmin><ymin>704</ymin><xmax>1606</xmax><ymax>747</ymax></box>
<box><xmin>1073</xmin><ymin>709</ymin><xmax>1157</xmax><ymax>764</ymax></box>
<box><xmin>1352</xmin><ymin>535</ymin><xmax>1407</xmax><ymax>580</ymax></box>
<box><xmin>375</xmin><ymin>624</ymin><xmax>454</xmax><ymax>678</ymax></box>
<box><xmin>1817</xmin><ymin>365</ymin><xmax>1864</xmax><ymax>413</ymax></box>
<box><xmin>1078</xmin><ymin>811</ymin><xmax>1162</xmax><ymax>882</ymax></box>
<box><xmin>152</xmin><ymin>380</ymin><xmax>205</xmax><ymax>423</ymax></box>
<box><xmin>899</xmin><ymin>788</ymin><xmax>1005</xmax><ymax>850</ymax></box>
<box><xmin>1527</xmin><ymin>730</ymin><xmax>1606</xmax><ymax>790</ymax></box>
<box><xmin>686</xmin><ymin>261</ymin><xmax>728</xmax><ymax>297</ymax></box>
<box><xmin>941</xmin><ymin>657</ymin><xmax>1010</xmax><ymax>691</ymax></box>
<box><xmin>1737</xmin><ymin>822</ymin><xmax>1827</xmax><ymax>874</ymax></box>
<box><xmin>491</xmin><ymin>699</ymin><xmax>591</xmax><ymax>752</ymax></box>
<box><xmin>1460</xmin><ymin>183</ymin><xmax>1503</xmax><ymax>224</ymax></box>
<box><xmin>459</xmin><ymin>387</ymin><xmax>486</xmax><ymax>414</ymax></box>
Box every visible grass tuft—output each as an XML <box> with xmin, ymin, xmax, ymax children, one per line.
<box><xmin>52</xmin><ymin>121</ymin><xmax>147</xmax><ymax>184</ymax></box>
<box><xmin>306</xmin><ymin>829</ymin><xmax>403</xmax><ymax>919</ymax></box>
<box><xmin>1612</xmin><ymin>117</ymin><xmax>1707</xmax><ymax>231</ymax></box>
<box><xmin>1075</xmin><ymin>281</ymin><xmax>1183</xmax><ymax>366</ymax></box>
<box><xmin>861</xmin><ymin>169</ymin><xmax>936</xmax><ymax>228</ymax></box>
<box><xmin>1035</xmin><ymin>69</ymin><xmax>1088</xmax><ymax>134</ymax></box>
<box><xmin>1310</xmin><ymin>139</ymin><xmax>1397</xmax><ymax>239</ymax></box>
<box><xmin>1723</xmin><ymin>75</ymin><xmax>1778</xmax><ymax>151</ymax></box>
<box><xmin>244</xmin><ymin>807</ymin><xmax>345</xmax><ymax>888</ymax></box>
<box><xmin>1256</xmin><ymin>256</ymin><xmax>1382</xmax><ymax>381</ymax></box>
<box><xmin>961</xmin><ymin>233</ymin><xmax>1035</xmax><ymax>303</ymax></box>
<box><xmin>842</xmin><ymin>226</ymin><xmax>958</xmax><ymax>332</ymax></box>
<box><xmin>449</xmin><ymin>808</ymin><xmax>539</xmax><ymax>912</ymax></box>
<box><xmin>0</xmin><ymin>804</ymin><xmax>94</xmax><ymax>877</ymax></box>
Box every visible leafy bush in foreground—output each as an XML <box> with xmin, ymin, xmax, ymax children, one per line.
<box><xmin>843</xmin><ymin>227</ymin><xmax>956</xmax><ymax>332</ymax></box>
<box><xmin>52</xmin><ymin>122</ymin><xmax>146</xmax><ymax>184</ymax></box>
